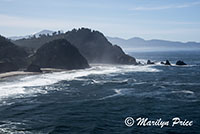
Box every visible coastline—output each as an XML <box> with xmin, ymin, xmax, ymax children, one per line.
<box><xmin>0</xmin><ymin>68</ymin><xmax>67</xmax><ymax>79</ymax></box>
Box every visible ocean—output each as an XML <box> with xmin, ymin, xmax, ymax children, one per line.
<box><xmin>0</xmin><ymin>51</ymin><xmax>200</xmax><ymax>134</ymax></box>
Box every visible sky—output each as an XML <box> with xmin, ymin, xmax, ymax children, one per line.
<box><xmin>0</xmin><ymin>0</ymin><xmax>200</xmax><ymax>42</ymax></box>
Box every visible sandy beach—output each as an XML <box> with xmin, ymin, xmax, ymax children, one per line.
<box><xmin>0</xmin><ymin>68</ymin><xmax>67</xmax><ymax>79</ymax></box>
<box><xmin>0</xmin><ymin>71</ymin><xmax>38</xmax><ymax>79</ymax></box>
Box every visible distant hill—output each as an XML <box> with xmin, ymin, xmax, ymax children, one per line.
<box><xmin>107</xmin><ymin>37</ymin><xmax>200</xmax><ymax>52</ymax></box>
<box><xmin>33</xmin><ymin>30</ymin><xmax>55</xmax><ymax>38</ymax></box>
<box><xmin>13</xmin><ymin>28</ymin><xmax>137</xmax><ymax>64</ymax></box>
<box><xmin>9</xmin><ymin>30</ymin><xmax>61</xmax><ymax>40</ymax></box>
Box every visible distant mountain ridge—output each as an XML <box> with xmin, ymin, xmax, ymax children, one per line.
<box><xmin>10</xmin><ymin>30</ymin><xmax>200</xmax><ymax>52</ymax></box>
<box><xmin>33</xmin><ymin>30</ymin><xmax>55</xmax><ymax>37</ymax></box>
<box><xmin>107</xmin><ymin>36</ymin><xmax>200</xmax><ymax>52</ymax></box>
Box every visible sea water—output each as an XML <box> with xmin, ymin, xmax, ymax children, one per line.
<box><xmin>0</xmin><ymin>51</ymin><xmax>199</xmax><ymax>134</ymax></box>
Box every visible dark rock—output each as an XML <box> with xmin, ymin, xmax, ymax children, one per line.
<box><xmin>165</xmin><ymin>60</ymin><xmax>171</xmax><ymax>66</ymax></box>
<box><xmin>160</xmin><ymin>61</ymin><xmax>165</xmax><ymax>64</ymax></box>
<box><xmin>0</xmin><ymin>62</ymin><xmax>19</xmax><ymax>73</ymax></box>
<box><xmin>32</xmin><ymin>39</ymin><xmax>90</xmax><ymax>70</ymax></box>
<box><xmin>26</xmin><ymin>64</ymin><xmax>42</xmax><ymax>72</ymax></box>
<box><xmin>176</xmin><ymin>60</ymin><xmax>187</xmax><ymax>65</ymax></box>
<box><xmin>115</xmin><ymin>54</ymin><xmax>136</xmax><ymax>64</ymax></box>
<box><xmin>14</xmin><ymin>28</ymin><xmax>137</xmax><ymax>65</ymax></box>
<box><xmin>147</xmin><ymin>60</ymin><xmax>154</xmax><ymax>64</ymax></box>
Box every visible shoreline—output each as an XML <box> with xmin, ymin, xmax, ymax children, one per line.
<box><xmin>0</xmin><ymin>68</ymin><xmax>67</xmax><ymax>79</ymax></box>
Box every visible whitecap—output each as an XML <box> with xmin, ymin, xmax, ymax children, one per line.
<box><xmin>92</xmin><ymin>79</ymin><xmax>129</xmax><ymax>85</ymax></box>
<box><xmin>0</xmin><ymin>121</ymin><xmax>32</xmax><ymax>134</ymax></box>
<box><xmin>162</xmin><ymin>82</ymin><xmax>200</xmax><ymax>86</ymax></box>
<box><xmin>136</xmin><ymin>59</ymin><xmax>147</xmax><ymax>64</ymax></box>
<box><xmin>98</xmin><ymin>89</ymin><xmax>123</xmax><ymax>100</ymax></box>
<box><xmin>98</xmin><ymin>88</ymin><xmax>134</xmax><ymax>100</ymax></box>
<box><xmin>171</xmin><ymin>90</ymin><xmax>194</xmax><ymax>94</ymax></box>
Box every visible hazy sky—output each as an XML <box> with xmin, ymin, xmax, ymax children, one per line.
<box><xmin>0</xmin><ymin>0</ymin><xmax>200</xmax><ymax>42</ymax></box>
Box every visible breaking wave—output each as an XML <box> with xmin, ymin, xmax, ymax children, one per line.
<box><xmin>0</xmin><ymin>64</ymin><xmax>160</xmax><ymax>100</ymax></box>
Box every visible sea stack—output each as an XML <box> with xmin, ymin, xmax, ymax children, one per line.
<box><xmin>165</xmin><ymin>60</ymin><xmax>171</xmax><ymax>66</ymax></box>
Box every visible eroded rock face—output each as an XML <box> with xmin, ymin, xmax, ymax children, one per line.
<box><xmin>32</xmin><ymin>39</ymin><xmax>90</xmax><ymax>70</ymax></box>
<box><xmin>176</xmin><ymin>60</ymin><xmax>187</xmax><ymax>65</ymax></box>
<box><xmin>26</xmin><ymin>64</ymin><xmax>42</xmax><ymax>72</ymax></box>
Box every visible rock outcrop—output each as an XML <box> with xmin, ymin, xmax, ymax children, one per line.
<box><xmin>160</xmin><ymin>61</ymin><xmax>165</xmax><ymax>64</ymax></box>
<box><xmin>32</xmin><ymin>39</ymin><xmax>90</xmax><ymax>70</ymax></box>
<box><xmin>165</xmin><ymin>60</ymin><xmax>171</xmax><ymax>66</ymax></box>
<box><xmin>176</xmin><ymin>60</ymin><xmax>187</xmax><ymax>65</ymax></box>
<box><xmin>147</xmin><ymin>60</ymin><xmax>154</xmax><ymax>64</ymax></box>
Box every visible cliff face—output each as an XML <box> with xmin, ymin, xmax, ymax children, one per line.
<box><xmin>14</xmin><ymin>28</ymin><xmax>137</xmax><ymax>65</ymax></box>
<box><xmin>0</xmin><ymin>35</ymin><xmax>28</xmax><ymax>72</ymax></box>
<box><xmin>32</xmin><ymin>39</ymin><xmax>90</xmax><ymax>70</ymax></box>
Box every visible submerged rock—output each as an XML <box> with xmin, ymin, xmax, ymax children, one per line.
<box><xmin>176</xmin><ymin>60</ymin><xmax>187</xmax><ymax>65</ymax></box>
<box><xmin>165</xmin><ymin>60</ymin><xmax>171</xmax><ymax>66</ymax></box>
<box><xmin>147</xmin><ymin>60</ymin><xmax>154</xmax><ymax>64</ymax></box>
<box><xmin>26</xmin><ymin>64</ymin><xmax>42</xmax><ymax>72</ymax></box>
<box><xmin>32</xmin><ymin>39</ymin><xmax>90</xmax><ymax>70</ymax></box>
